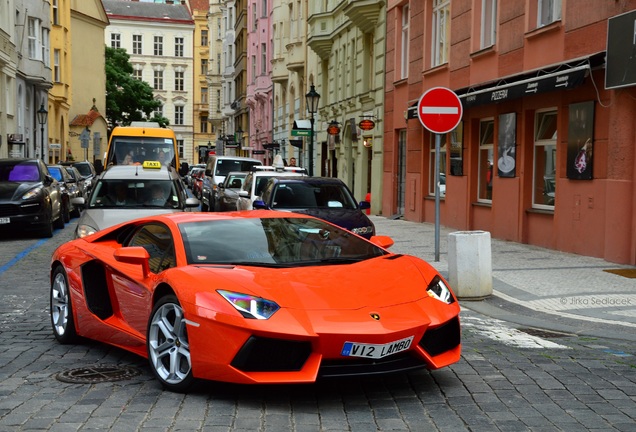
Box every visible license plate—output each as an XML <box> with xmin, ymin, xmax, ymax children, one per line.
<box><xmin>341</xmin><ymin>336</ymin><xmax>414</xmax><ymax>359</ymax></box>
<box><xmin>0</xmin><ymin>217</ymin><xmax>9</xmax><ymax>224</ymax></box>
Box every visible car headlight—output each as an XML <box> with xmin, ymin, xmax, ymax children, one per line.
<box><xmin>218</xmin><ymin>290</ymin><xmax>280</xmax><ymax>319</ymax></box>
<box><xmin>76</xmin><ymin>224</ymin><xmax>98</xmax><ymax>238</ymax></box>
<box><xmin>22</xmin><ymin>186</ymin><xmax>43</xmax><ymax>200</ymax></box>
<box><xmin>351</xmin><ymin>226</ymin><xmax>374</xmax><ymax>235</ymax></box>
<box><xmin>426</xmin><ymin>276</ymin><xmax>455</xmax><ymax>304</ymax></box>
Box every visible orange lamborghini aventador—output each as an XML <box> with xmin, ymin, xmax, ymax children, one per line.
<box><xmin>50</xmin><ymin>211</ymin><xmax>461</xmax><ymax>392</ymax></box>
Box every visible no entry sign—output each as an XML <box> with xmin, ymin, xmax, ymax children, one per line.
<box><xmin>417</xmin><ymin>87</ymin><xmax>463</xmax><ymax>134</ymax></box>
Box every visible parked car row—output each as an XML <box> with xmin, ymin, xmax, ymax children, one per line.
<box><xmin>182</xmin><ymin>155</ymin><xmax>375</xmax><ymax>239</ymax></box>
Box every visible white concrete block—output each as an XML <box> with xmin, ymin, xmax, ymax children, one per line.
<box><xmin>448</xmin><ymin>231</ymin><xmax>493</xmax><ymax>299</ymax></box>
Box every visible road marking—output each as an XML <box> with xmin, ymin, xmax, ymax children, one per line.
<box><xmin>0</xmin><ymin>239</ymin><xmax>48</xmax><ymax>276</ymax></box>
<box><xmin>461</xmin><ymin>313</ymin><xmax>570</xmax><ymax>349</ymax></box>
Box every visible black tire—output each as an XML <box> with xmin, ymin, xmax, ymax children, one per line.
<box><xmin>200</xmin><ymin>196</ymin><xmax>209</xmax><ymax>212</ymax></box>
<box><xmin>54</xmin><ymin>204</ymin><xmax>65</xmax><ymax>229</ymax></box>
<box><xmin>71</xmin><ymin>204</ymin><xmax>81</xmax><ymax>218</ymax></box>
<box><xmin>41</xmin><ymin>207</ymin><xmax>54</xmax><ymax>238</ymax></box>
<box><xmin>62</xmin><ymin>200</ymin><xmax>71</xmax><ymax>223</ymax></box>
<box><xmin>50</xmin><ymin>266</ymin><xmax>78</xmax><ymax>344</ymax></box>
<box><xmin>146</xmin><ymin>295</ymin><xmax>194</xmax><ymax>392</ymax></box>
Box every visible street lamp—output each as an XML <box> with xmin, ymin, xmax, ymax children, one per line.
<box><xmin>305</xmin><ymin>84</ymin><xmax>320</xmax><ymax>176</ymax></box>
<box><xmin>37</xmin><ymin>103</ymin><xmax>48</xmax><ymax>162</ymax></box>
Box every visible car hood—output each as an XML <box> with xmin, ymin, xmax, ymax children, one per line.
<box><xmin>78</xmin><ymin>208</ymin><xmax>180</xmax><ymax>231</ymax></box>
<box><xmin>0</xmin><ymin>182</ymin><xmax>41</xmax><ymax>200</ymax></box>
<box><xmin>195</xmin><ymin>255</ymin><xmax>434</xmax><ymax>310</ymax></box>
<box><xmin>284</xmin><ymin>208</ymin><xmax>374</xmax><ymax>233</ymax></box>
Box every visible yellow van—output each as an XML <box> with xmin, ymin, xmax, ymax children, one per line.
<box><xmin>105</xmin><ymin>122</ymin><xmax>180</xmax><ymax>169</ymax></box>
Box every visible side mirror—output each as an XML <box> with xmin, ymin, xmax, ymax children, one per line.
<box><xmin>185</xmin><ymin>197</ymin><xmax>200</xmax><ymax>208</ymax></box>
<box><xmin>253</xmin><ymin>200</ymin><xmax>268</xmax><ymax>209</ymax></box>
<box><xmin>369</xmin><ymin>235</ymin><xmax>394</xmax><ymax>249</ymax></box>
<box><xmin>359</xmin><ymin>201</ymin><xmax>370</xmax><ymax>210</ymax></box>
<box><xmin>217</xmin><ymin>182</ymin><xmax>225</xmax><ymax>189</ymax></box>
<box><xmin>114</xmin><ymin>246</ymin><xmax>150</xmax><ymax>277</ymax></box>
<box><xmin>71</xmin><ymin>197</ymin><xmax>86</xmax><ymax>208</ymax></box>
<box><xmin>238</xmin><ymin>190</ymin><xmax>249</xmax><ymax>198</ymax></box>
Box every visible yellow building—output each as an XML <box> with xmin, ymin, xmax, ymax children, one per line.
<box><xmin>49</xmin><ymin>0</ymin><xmax>109</xmax><ymax>164</ymax></box>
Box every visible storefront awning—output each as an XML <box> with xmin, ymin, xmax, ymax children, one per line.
<box><xmin>456</xmin><ymin>64</ymin><xmax>589</xmax><ymax>108</ymax></box>
<box><xmin>406</xmin><ymin>52</ymin><xmax>605</xmax><ymax>116</ymax></box>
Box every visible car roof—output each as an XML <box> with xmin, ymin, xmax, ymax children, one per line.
<box><xmin>98</xmin><ymin>164</ymin><xmax>177</xmax><ymax>181</ymax></box>
<box><xmin>210</xmin><ymin>156</ymin><xmax>261</xmax><ymax>162</ymax></box>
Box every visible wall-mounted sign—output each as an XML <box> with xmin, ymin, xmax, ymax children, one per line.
<box><xmin>327</xmin><ymin>122</ymin><xmax>340</xmax><ymax>135</ymax></box>
<box><xmin>359</xmin><ymin>119</ymin><xmax>375</xmax><ymax>131</ymax></box>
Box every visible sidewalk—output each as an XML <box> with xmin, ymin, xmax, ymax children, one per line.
<box><xmin>370</xmin><ymin>216</ymin><xmax>636</xmax><ymax>342</ymax></box>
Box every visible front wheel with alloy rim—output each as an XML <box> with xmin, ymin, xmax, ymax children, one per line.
<box><xmin>146</xmin><ymin>295</ymin><xmax>194</xmax><ymax>392</ymax></box>
<box><xmin>50</xmin><ymin>265</ymin><xmax>78</xmax><ymax>344</ymax></box>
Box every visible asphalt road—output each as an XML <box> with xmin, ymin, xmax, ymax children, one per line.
<box><xmin>0</xmin><ymin>219</ymin><xmax>634</xmax><ymax>431</ymax></box>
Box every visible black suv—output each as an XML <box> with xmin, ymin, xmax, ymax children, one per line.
<box><xmin>0</xmin><ymin>158</ymin><xmax>65</xmax><ymax>237</ymax></box>
<box><xmin>61</xmin><ymin>160</ymin><xmax>97</xmax><ymax>196</ymax></box>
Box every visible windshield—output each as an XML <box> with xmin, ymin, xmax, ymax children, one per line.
<box><xmin>179</xmin><ymin>217</ymin><xmax>386</xmax><ymax>266</ymax></box>
<box><xmin>89</xmin><ymin>179</ymin><xmax>182</xmax><ymax>208</ymax></box>
<box><xmin>108</xmin><ymin>137</ymin><xmax>176</xmax><ymax>167</ymax></box>
<box><xmin>73</xmin><ymin>163</ymin><xmax>93</xmax><ymax>178</ymax></box>
<box><xmin>215</xmin><ymin>160</ymin><xmax>261</xmax><ymax>177</ymax></box>
<box><xmin>271</xmin><ymin>182</ymin><xmax>358</xmax><ymax>210</ymax></box>
<box><xmin>0</xmin><ymin>161</ymin><xmax>40</xmax><ymax>182</ymax></box>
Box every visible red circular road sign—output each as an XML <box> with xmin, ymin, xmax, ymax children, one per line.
<box><xmin>417</xmin><ymin>87</ymin><xmax>463</xmax><ymax>134</ymax></box>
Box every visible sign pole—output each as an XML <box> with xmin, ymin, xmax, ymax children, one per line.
<box><xmin>434</xmin><ymin>133</ymin><xmax>441</xmax><ymax>262</ymax></box>
<box><xmin>416</xmin><ymin>87</ymin><xmax>463</xmax><ymax>263</ymax></box>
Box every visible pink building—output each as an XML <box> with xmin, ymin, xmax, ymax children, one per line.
<box><xmin>245</xmin><ymin>0</ymin><xmax>273</xmax><ymax>162</ymax></box>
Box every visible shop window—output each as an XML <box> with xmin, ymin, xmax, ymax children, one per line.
<box><xmin>533</xmin><ymin>110</ymin><xmax>557</xmax><ymax>208</ymax></box>
<box><xmin>429</xmin><ymin>133</ymin><xmax>447</xmax><ymax>197</ymax></box>
<box><xmin>450</xmin><ymin>122</ymin><xmax>463</xmax><ymax>175</ymax></box>
<box><xmin>478</xmin><ymin>119</ymin><xmax>494</xmax><ymax>202</ymax></box>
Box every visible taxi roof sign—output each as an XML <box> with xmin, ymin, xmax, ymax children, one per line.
<box><xmin>142</xmin><ymin>161</ymin><xmax>162</xmax><ymax>169</ymax></box>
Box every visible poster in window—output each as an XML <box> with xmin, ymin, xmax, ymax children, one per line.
<box><xmin>497</xmin><ymin>113</ymin><xmax>516</xmax><ymax>178</ymax></box>
<box><xmin>567</xmin><ymin>101</ymin><xmax>594</xmax><ymax>180</ymax></box>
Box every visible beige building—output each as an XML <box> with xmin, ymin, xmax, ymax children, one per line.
<box><xmin>49</xmin><ymin>0</ymin><xmax>109</xmax><ymax>164</ymax></box>
<box><xmin>206</xmin><ymin>0</ymin><xmax>224</xmax><ymax>161</ymax></box>
<box><xmin>306</xmin><ymin>1</ymin><xmax>386</xmax><ymax>210</ymax></box>
<box><xmin>188</xmin><ymin>0</ymin><xmax>215</xmax><ymax>165</ymax></box>
<box><xmin>0</xmin><ymin>0</ymin><xmax>18</xmax><ymax>159</ymax></box>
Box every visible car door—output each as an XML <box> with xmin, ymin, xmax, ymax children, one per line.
<box><xmin>110</xmin><ymin>223</ymin><xmax>177</xmax><ymax>337</ymax></box>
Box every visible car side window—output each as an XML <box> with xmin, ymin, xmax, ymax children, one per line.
<box><xmin>127</xmin><ymin>223</ymin><xmax>176</xmax><ymax>273</ymax></box>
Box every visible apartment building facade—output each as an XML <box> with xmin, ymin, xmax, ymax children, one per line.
<box><xmin>0</xmin><ymin>0</ymin><xmax>18</xmax><ymax>159</ymax></box>
<box><xmin>103</xmin><ymin>0</ymin><xmax>195</xmax><ymax>163</ymax></box>
<box><xmin>384</xmin><ymin>0</ymin><xmax>636</xmax><ymax>265</ymax></box>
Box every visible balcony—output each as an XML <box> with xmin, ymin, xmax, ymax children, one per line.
<box><xmin>343</xmin><ymin>0</ymin><xmax>385</xmax><ymax>34</ymax></box>
<box><xmin>271</xmin><ymin>57</ymin><xmax>288</xmax><ymax>83</ymax></box>
<box><xmin>307</xmin><ymin>13</ymin><xmax>334</xmax><ymax>59</ymax></box>
<box><xmin>285</xmin><ymin>40</ymin><xmax>305</xmax><ymax>72</ymax></box>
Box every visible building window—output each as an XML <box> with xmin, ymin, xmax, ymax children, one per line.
<box><xmin>133</xmin><ymin>34</ymin><xmax>142</xmax><ymax>55</ymax></box>
<box><xmin>42</xmin><ymin>28</ymin><xmax>50</xmax><ymax>67</ymax></box>
<box><xmin>175</xmin><ymin>106</ymin><xmax>184</xmax><ymax>125</ymax></box>
<box><xmin>432</xmin><ymin>0</ymin><xmax>450</xmax><ymax>67</ymax></box>
<box><xmin>177</xmin><ymin>139</ymin><xmax>184</xmax><ymax>158</ymax></box>
<box><xmin>154</xmin><ymin>36</ymin><xmax>163</xmax><ymax>56</ymax></box>
<box><xmin>110</xmin><ymin>32</ymin><xmax>121</xmax><ymax>49</ymax></box>
<box><xmin>251</xmin><ymin>55</ymin><xmax>256</xmax><ymax>83</ymax></box>
<box><xmin>481</xmin><ymin>0</ymin><xmax>497</xmax><ymax>49</ymax></box>
<box><xmin>533</xmin><ymin>109</ymin><xmax>557</xmax><ymax>208</ymax></box>
<box><xmin>154</xmin><ymin>70</ymin><xmax>164</xmax><ymax>90</ymax></box>
<box><xmin>52</xmin><ymin>0</ymin><xmax>59</xmax><ymax>25</ymax></box>
<box><xmin>201</xmin><ymin>29</ymin><xmax>208</xmax><ymax>46</ymax></box>
<box><xmin>217</xmin><ymin>54</ymin><xmax>221</xmax><ymax>74</ymax></box>
<box><xmin>217</xmin><ymin>18</ymin><xmax>222</xmax><ymax>40</ymax></box>
<box><xmin>261</xmin><ymin>43</ymin><xmax>267</xmax><ymax>75</ymax></box>
<box><xmin>538</xmin><ymin>0</ymin><xmax>561</xmax><ymax>27</ymax></box>
<box><xmin>478</xmin><ymin>119</ymin><xmax>494</xmax><ymax>202</ymax></box>
<box><xmin>262</xmin><ymin>0</ymin><xmax>267</xmax><ymax>17</ymax></box>
<box><xmin>201</xmin><ymin>59</ymin><xmax>208</xmax><ymax>75</ymax></box>
<box><xmin>54</xmin><ymin>49</ymin><xmax>61</xmax><ymax>82</ymax></box>
<box><xmin>28</xmin><ymin>18</ymin><xmax>40</xmax><ymax>59</ymax></box>
<box><xmin>174</xmin><ymin>70</ymin><xmax>184</xmax><ymax>91</ymax></box>
<box><xmin>400</xmin><ymin>5</ymin><xmax>409</xmax><ymax>80</ymax></box>
<box><xmin>154</xmin><ymin>103</ymin><xmax>163</xmax><ymax>118</ymax></box>
<box><xmin>175</xmin><ymin>37</ymin><xmax>184</xmax><ymax>57</ymax></box>
<box><xmin>429</xmin><ymin>133</ymin><xmax>447</xmax><ymax>197</ymax></box>
<box><xmin>201</xmin><ymin>87</ymin><xmax>208</xmax><ymax>104</ymax></box>
<box><xmin>133</xmin><ymin>69</ymin><xmax>143</xmax><ymax>81</ymax></box>
<box><xmin>200</xmin><ymin>116</ymin><xmax>208</xmax><ymax>133</ymax></box>
<box><xmin>217</xmin><ymin>90</ymin><xmax>221</xmax><ymax>112</ymax></box>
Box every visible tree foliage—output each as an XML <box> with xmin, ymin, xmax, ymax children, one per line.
<box><xmin>105</xmin><ymin>47</ymin><xmax>170</xmax><ymax>127</ymax></box>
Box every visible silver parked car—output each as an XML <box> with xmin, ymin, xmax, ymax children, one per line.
<box><xmin>72</xmin><ymin>163</ymin><xmax>199</xmax><ymax>238</ymax></box>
